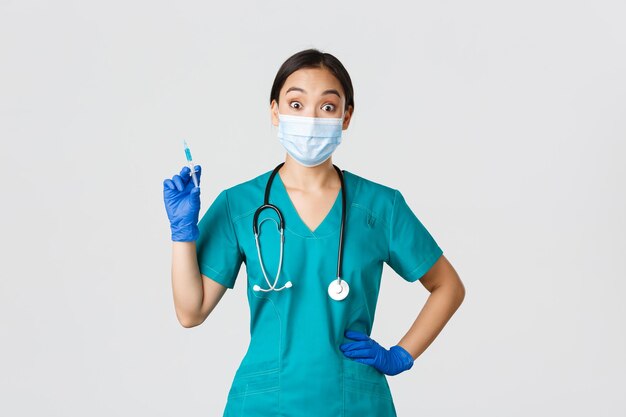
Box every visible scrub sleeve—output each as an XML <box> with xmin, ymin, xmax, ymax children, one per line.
<box><xmin>387</xmin><ymin>189</ymin><xmax>443</xmax><ymax>282</ymax></box>
<box><xmin>195</xmin><ymin>189</ymin><xmax>244</xmax><ymax>289</ymax></box>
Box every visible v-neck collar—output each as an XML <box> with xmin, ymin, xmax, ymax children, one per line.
<box><xmin>272</xmin><ymin>169</ymin><xmax>345</xmax><ymax>239</ymax></box>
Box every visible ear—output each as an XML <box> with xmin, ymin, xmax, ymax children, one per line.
<box><xmin>342</xmin><ymin>105</ymin><xmax>354</xmax><ymax>130</ymax></box>
<box><xmin>270</xmin><ymin>100</ymin><xmax>279</xmax><ymax>127</ymax></box>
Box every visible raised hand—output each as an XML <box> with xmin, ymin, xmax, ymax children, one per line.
<box><xmin>163</xmin><ymin>165</ymin><xmax>202</xmax><ymax>242</ymax></box>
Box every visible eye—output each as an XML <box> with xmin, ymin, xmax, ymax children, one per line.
<box><xmin>322</xmin><ymin>103</ymin><xmax>336</xmax><ymax>112</ymax></box>
<box><xmin>289</xmin><ymin>101</ymin><xmax>302</xmax><ymax>109</ymax></box>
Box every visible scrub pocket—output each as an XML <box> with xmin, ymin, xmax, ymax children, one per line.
<box><xmin>224</xmin><ymin>367</ymin><xmax>280</xmax><ymax>417</ymax></box>
<box><xmin>342</xmin><ymin>358</ymin><xmax>397</xmax><ymax>416</ymax></box>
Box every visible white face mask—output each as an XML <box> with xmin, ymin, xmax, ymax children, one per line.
<box><xmin>277</xmin><ymin>110</ymin><xmax>344</xmax><ymax>167</ymax></box>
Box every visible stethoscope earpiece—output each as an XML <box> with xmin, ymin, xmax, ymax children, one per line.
<box><xmin>252</xmin><ymin>162</ymin><xmax>349</xmax><ymax>301</ymax></box>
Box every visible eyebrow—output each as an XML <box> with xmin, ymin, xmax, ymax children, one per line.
<box><xmin>285</xmin><ymin>86</ymin><xmax>341</xmax><ymax>98</ymax></box>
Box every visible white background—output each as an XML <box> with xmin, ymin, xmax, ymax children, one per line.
<box><xmin>1</xmin><ymin>1</ymin><xmax>624</xmax><ymax>416</ymax></box>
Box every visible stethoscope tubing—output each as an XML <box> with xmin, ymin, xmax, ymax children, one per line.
<box><xmin>252</xmin><ymin>162</ymin><xmax>347</xmax><ymax>290</ymax></box>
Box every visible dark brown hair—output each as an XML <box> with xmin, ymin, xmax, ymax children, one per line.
<box><xmin>269</xmin><ymin>48</ymin><xmax>355</xmax><ymax>112</ymax></box>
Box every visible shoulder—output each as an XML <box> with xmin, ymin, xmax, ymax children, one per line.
<box><xmin>343</xmin><ymin>169</ymin><xmax>397</xmax><ymax>199</ymax></box>
<box><xmin>342</xmin><ymin>170</ymin><xmax>399</xmax><ymax>222</ymax></box>
<box><xmin>218</xmin><ymin>169</ymin><xmax>273</xmax><ymax>223</ymax></box>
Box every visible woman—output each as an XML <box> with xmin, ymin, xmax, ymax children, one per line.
<box><xmin>163</xmin><ymin>48</ymin><xmax>465</xmax><ymax>417</ymax></box>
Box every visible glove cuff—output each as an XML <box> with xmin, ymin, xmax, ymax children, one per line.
<box><xmin>390</xmin><ymin>345</ymin><xmax>415</xmax><ymax>372</ymax></box>
<box><xmin>171</xmin><ymin>224</ymin><xmax>199</xmax><ymax>242</ymax></box>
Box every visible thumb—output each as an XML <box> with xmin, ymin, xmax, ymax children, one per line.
<box><xmin>194</xmin><ymin>164</ymin><xmax>202</xmax><ymax>186</ymax></box>
<box><xmin>189</xmin><ymin>186</ymin><xmax>201</xmax><ymax>211</ymax></box>
<box><xmin>344</xmin><ymin>329</ymin><xmax>371</xmax><ymax>341</ymax></box>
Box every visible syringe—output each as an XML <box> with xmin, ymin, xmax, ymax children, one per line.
<box><xmin>183</xmin><ymin>140</ymin><xmax>199</xmax><ymax>188</ymax></box>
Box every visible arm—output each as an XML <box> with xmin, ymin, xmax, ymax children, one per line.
<box><xmin>171</xmin><ymin>241</ymin><xmax>228</xmax><ymax>328</ymax></box>
<box><xmin>396</xmin><ymin>254</ymin><xmax>465</xmax><ymax>359</ymax></box>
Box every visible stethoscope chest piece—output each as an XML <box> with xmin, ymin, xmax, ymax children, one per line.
<box><xmin>328</xmin><ymin>279</ymin><xmax>349</xmax><ymax>301</ymax></box>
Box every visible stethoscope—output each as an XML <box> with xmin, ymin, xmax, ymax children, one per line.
<box><xmin>252</xmin><ymin>162</ymin><xmax>350</xmax><ymax>301</ymax></box>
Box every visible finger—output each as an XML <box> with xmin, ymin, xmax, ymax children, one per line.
<box><xmin>163</xmin><ymin>179</ymin><xmax>175</xmax><ymax>190</ymax></box>
<box><xmin>342</xmin><ymin>348</ymin><xmax>375</xmax><ymax>359</ymax></box>
<box><xmin>340</xmin><ymin>341</ymin><xmax>368</xmax><ymax>352</ymax></box>
<box><xmin>177</xmin><ymin>166</ymin><xmax>193</xmax><ymax>188</ymax></box>
<box><xmin>179</xmin><ymin>165</ymin><xmax>191</xmax><ymax>177</ymax></box>
<box><xmin>163</xmin><ymin>179</ymin><xmax>179</xmax><ymax>201</ymax></box>
<box><xmin>344</xmin><ymin>330</ymin><xmax>371</xmax><ymax>341</ymax></box>
<box><xmin>181</xmin><ymin>166</ymin><xmax>194</xmax><ymax>187</ymax></box>
<box><xmin>354</xmin><ymin>357</ymin><xmax>376</xmax><ymax>366</ymax></box>
<box><xmin>172</xmin><ymin>175</ymin><xmax>185</xmax><ymax>192</ymax></box>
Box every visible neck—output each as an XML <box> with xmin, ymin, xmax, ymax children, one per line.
<box><xmin>278</xmin><ymin>154</ymin><xmax>338</xmax><ymax>191</ymax></box>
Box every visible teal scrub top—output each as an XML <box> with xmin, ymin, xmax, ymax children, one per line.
<box><xmin>196</xmin><ymin>168</ymin><xmax>443</xmax><ymax>417</ymax></box>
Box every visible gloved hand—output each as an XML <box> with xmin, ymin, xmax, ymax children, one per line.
<box><xmin>339</xmin><ymin>329</ymin><xmax>414</xmax><ymax>376</ymax></box>
<box><xmin>163</xmin><ymin>165</ymin><xmax>202</xmax><ymax>242</ymax></box>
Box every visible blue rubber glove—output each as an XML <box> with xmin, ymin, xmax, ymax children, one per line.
<box><xmin>340</xmin><ymin>329</ymin><xmax>414</xmax><ymax>376</ymax></box>
<box><xmin>163</xmin><ymin>165</ymin><xmax>202</xmax><ymax>242</ymax></box>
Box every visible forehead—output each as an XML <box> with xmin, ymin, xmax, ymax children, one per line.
<box><xmin>281</xmin><ymin>67</ymin><xmax>344</xmax><ymax>96</ymax></box>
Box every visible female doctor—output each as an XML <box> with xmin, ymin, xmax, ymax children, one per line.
<box><xmin>163</xmin><ymin>49</ymin><xmax>465</xmax><ymax>417</ymax></box>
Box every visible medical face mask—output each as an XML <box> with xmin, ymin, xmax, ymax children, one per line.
<box><xmin>277</xmin><ymin>110</ymin><xmax>344</xmax><ymax>167</ymax></box>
